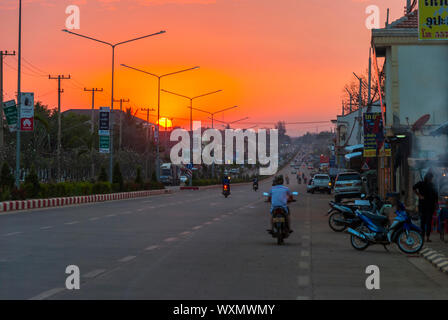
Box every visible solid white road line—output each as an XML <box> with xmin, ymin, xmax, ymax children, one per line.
<box><xmin>119</xmin><ymin>256</ymin><xmax>136</xmax><ymax>263</ymax></box>
<box><xmin>29</xmin><ymin>287</ymin><xmax>65</xmax><ymax>300</ymax></box>
<box><xmin>3</xmin><ymin>232</ymin><xmax>22</xmax><ymax>236</ymax></box>
<box><xmin>83</xmin><ymin>269</ymin><xmax>106</xmax><ymax>278</ymax></box>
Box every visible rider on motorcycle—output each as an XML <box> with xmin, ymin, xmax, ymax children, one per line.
<box><xmin>253</xmin><ymin>177</ymin><xmax>259</xmax><ymax>189</ymax></box>
<box><xmin>268</xmin><ymin>175</ymin><xmax>293</xmax><ymax>233</ymax></box>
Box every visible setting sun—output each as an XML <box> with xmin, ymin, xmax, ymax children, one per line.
<box><xmin>157</xmin><ymin>117</ymin><xmax>173</xmax><ymax>129</ymax></box>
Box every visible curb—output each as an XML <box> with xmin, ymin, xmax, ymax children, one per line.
<box><xmin>0</xmin><ymin>189</ymin><xmax>172</xmax><ymax>214</ymax></box>
<box><xmin>420</xmin><ymin>247</ymin><xmax>448</xmax><ymax>274</ymax></box>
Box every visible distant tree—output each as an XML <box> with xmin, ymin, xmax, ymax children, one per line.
<box><xmin>112</xmin><ymin>162</ymin><xmax>124</xmax><ymax>190</ymax></box>
<box><xmin>135</xmin><ymin>166</ymin><xmax>143</xmax><ymax>185</ymax></box>
<box><xmin>24</xmin><ymin>165</ymin><xmax>40</xmax><ymax>198</ymax></box>
<box><xmin>98</xmin><ymin>166</ymin><xmax>108</xmax><ymax>182</ymax></box>
<box><xmin>0</xmin><ymin>162</ymin><xmax>14</xmax><ymax>190</ymax></box>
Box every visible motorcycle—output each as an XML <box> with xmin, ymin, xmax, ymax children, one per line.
<box><xmin>346</xmin><ymin>207</ymin><xmax>423</xmax><ymax>254</ymax></box>
<box><xmin>327</xmin><ymin>195</ymin><xmax>385</xmax><ymax>232</ymax></box>
<box><xmin>253</xmin><ymin>183</ymin><xmax>259</xmax><ymax>191</ymax></box>
<box><xmin>263</xmin><ymin>191</ymin><xmax>298</xmax><ymax>245</ymax></box>
<box><xmin>223</xmin><ymin>184</ymin><xmax>230</xmax><ymax>198</ymax></box>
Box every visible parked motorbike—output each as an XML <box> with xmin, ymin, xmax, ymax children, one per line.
<box><xmin>327</xmin><ymin>195</ymin><xmax>385</xmax><ymax>232</ymax></box>
<box><xmin>263</xmin><ymin>191</ymin><xmax>298</xmax><ymax>245</ymax></box>
<box><xmin>253</xmin><ymin>183</ymin><xmax>259</xmax><ymax>191</ymax></box>
<box><xmin>346</xmin><ymin>207</ymin><xmax>423</xmax><ymax>254</ymax></box>
<box><xmin>223</xmin><ymin>184</ymin><xmax>230</xmax><ymax>198</ymax></box>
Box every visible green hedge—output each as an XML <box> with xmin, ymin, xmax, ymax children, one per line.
<box><xmin>2</xmin><ymin>179</ymin><xmax>165</xmax><ymax>201</ymax></box>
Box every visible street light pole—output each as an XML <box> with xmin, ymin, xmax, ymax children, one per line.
<box><xmin>62</xmin><ymin>29</ymin><xmax>166</xmax><ymax>183</ymax></box>
<box><xmin>15</xmin><ymin>0</ymin><xmax>22</xmax><ymax>187</ymax></box>
<box><xmin>120</xmin><ymin>64</ymin><xmax>199</xmax><ymax>182</ymax></box>
<box><xmin>161</xmin><ymin>89</ymin><xmax>222</xmax><ymax>186</ymax></box>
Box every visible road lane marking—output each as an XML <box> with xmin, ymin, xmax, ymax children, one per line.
<box><xmin>298</xmin><ymin>275</ymin><xmax>310</xmax><ymax>287</ymax></box>
<box><xmin>296</xmin><ymin>296</ymin><xmax>311</xmax><ymax>300</ymax></box>
<box><xmin>213</xmin><ymin>218</ymin><xmax>221</xmax><ymax>221</ymax></box>
<box><xmin>65</xmin><ymin>221</ymin><xmax>79</xmax><ymax>225</ymax></box>
<box><xmin>3</xmin><ymin>232</ymin><xmax>22</xmax><ymax>236</ymax></box>
<box><xmin>137</xmin><ymin>209</ymin><xmax>144</xmax><ymax>212</ymax></box>
<box><xmin>119</xmin><ymin>255</ymin><xmax>136</xmax><ymax>263</ymax></box>
<box><xmin>84</xmin><ymin>269</ymin><xmax>106</xmax><ymax>279</ymax></box>
<box><xmin>179</xmin><ymin>231</ymin><xmax>191</xmax><ymax>236</ymax></box>
<box><xmin>89</xmin><ymin>217</ymin><xmax>99</xmax><ymax>221</ymax></box>
<box><xmin>40</xmin><ymin>226</ymin><xmax>53</xmax><ymax>230</ymax></box>
<box><xmin>299</xmin><ymin>261</ymin><xmax>310</xmax><ymax>269</ymax></box>
<box><xmin>192</xmin><ymin>226</ymin><xmax>202</xmax><ymax>230</ymax></box>
<box><xmin>106</xmin><ymin>214</ymin><xmax>117</xmax><ymax>217</ymax></box>
<box><xmin>301</xmin><ymin>250</ymin><xmax>310</xmax><ymax>257</ymax></box>
<box><xmin>164</xmin><ymin>237</ymin><xmax>178</xmax><ymax>242</ymax></box>
<box><xmin>123</xmin><ymin>211</ymin><xmax>132</xmax><ymax>214</ymax></box>
<box><xmin>143</xmin><ymin>200</ymin><xmax>152</xmax><ymax>203</ymax></box>
<box><xmin>204</xmin><ymin>222</ymin><xmax>213</xmax><ymax>225</ymax></box>
<box><xmin>145</xmin><ymin>245</ymin><xmax>159</xmax><ymax>251</ymax></box>
<box><xmin>29</xmin><ymin>287</ymin><xmax>65</xmax><ymax>300</ymax></box>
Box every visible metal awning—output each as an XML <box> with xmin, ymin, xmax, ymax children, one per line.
<box><xmin>430</xmin><ymin>121</ymin><xmax>448</xmax><ymax>136</ymax></box>
<box><xmin>345</xmin><ymin>144</ymin><xmax>364</xmax><ymax>152</ymax></box>
<box><xmin>345</xmin><ymin>152</ymin><xmax>362</xmax><ymax>161</ymax></box>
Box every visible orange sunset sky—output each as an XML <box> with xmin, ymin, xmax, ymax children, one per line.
<box><xmin>0</xmin><ymin>0</ymin><xmax>406</xmax><ymax>136</ymax></box>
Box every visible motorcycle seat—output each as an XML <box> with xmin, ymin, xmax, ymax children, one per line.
<box><xmin>360</xmin><ymin>211</ymin><xmax>388</xmax><ymax>223</ymax></box>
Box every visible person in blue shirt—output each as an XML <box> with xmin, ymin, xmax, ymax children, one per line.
<box><xmin>268</xmin><ymin>175</ymin><xmax>293</xmax><ymax>233</ymax></box>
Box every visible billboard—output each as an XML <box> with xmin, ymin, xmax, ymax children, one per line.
<box><xmin>363</xmin><ymin>112</ymin><xmax>384</xmax><ymax>158</ymax></box>
<box><xmin>419</xmin><ymin>1</ymin><xmax>448</xmax><ymax>40</ymax></box>
<box><xmin>98</xmin><ymin>107</ymin><xmax>110</xmax><ymax>153</ymax></box>
<box><xmin>2</xmin><ymin>100</ymin><xmax>17</xmax><ymax>132</ymax></box>
<box><xmin>20</xmin><ymin>92</ymin><xmax>34</xmax><ymax>131</ymax></box>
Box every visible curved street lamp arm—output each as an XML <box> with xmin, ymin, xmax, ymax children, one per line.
<box><xmin>161</xmin><ymin>89</ymin><xmax>192</xmax><ymax>101</ymax></box>
<box><xmin>62</xmin><ymin>29</ymin><xmax>113</xmax><ymax>46</ymax></box>
<box><xmin>161</xmin><ymin>66</ymin><xmax>200</xmax><ymax>78</ymax></box>
<box><xmin>114</xmin><ymin>31</ymin><xmax>166</xmax><ymax>47</ymax></box>
<box><xmin>121</xmin><ymin>64</ymin><xmax>159</xmax><ymax>78</ymax></box>
<box><xmin>192</xmin><ymin>89</ymin><xmax>222</xmax><ymax>100</ymax></box>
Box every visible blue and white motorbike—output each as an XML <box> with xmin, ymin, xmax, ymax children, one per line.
<box><xmin>346</xmin><ymin>207</ymin><xmax>423</xmax><ymax>254</ymax></box>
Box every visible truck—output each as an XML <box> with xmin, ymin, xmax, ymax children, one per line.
<box><xmin>160</xmin><ymin>163</ymin><xmax>181</xmax><ymax>186</ymax></box>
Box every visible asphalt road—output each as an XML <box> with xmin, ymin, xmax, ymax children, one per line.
<box><xmin>1</xmin><ymin>166</ymin><xmax>448</xmax><ymax>300</ymax></box>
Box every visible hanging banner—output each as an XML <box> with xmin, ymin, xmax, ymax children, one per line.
<box><xmin>419</xmin><ymin>1</ymin><xmax>448</xmax><ymax>40</ymax></box>
<box><xmin>20</xmin><ymin>92</ymin><xmax>34</xmax><ymax>131</ymax></box>
<box><xmin>372</xmin><ymin>46</ymin><xmax>385</xmax><ymax>125</ymax></box>
<box><xmin>363</xmin><ymin>112</ymin><xmax>384</xmax><ymax>157</ymax></box>
<box><xmin>2</xmin><ymin>100</ymin><xmax>18</xmax><ymax>132</ymax></box>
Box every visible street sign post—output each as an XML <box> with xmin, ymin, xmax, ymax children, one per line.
<box><xmin>419</xmin><ymin>2</ymin><xmax>448</xmax><ymax>40</ymax></box>
<box><xmin>20</xmin><ymin>92</ymin><xmax>34</xmax><ymax>131</ymax></box>
<box><xmin>2</xmin><ymin>100</ymin><xmax>17</xmax><ymax>132</ymax></box>
<box><xmin>99</xmin><ymin>107</ymin><xmax>110</xmax><ymax>153</ymax></box>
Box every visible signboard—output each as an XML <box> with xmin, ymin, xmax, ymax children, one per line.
<box><xmin>363</xmin><ymin>112</ymin><xmax>384</xmax><ymax>157</ymax></box>
<box><xmin>372</xmin><ymin>46</ymin><xmax>385</xmax><ymax>124</ymax></box>
<box><xmin>20</xmin><ymin>92</ymin><xmax>34</xmax><ymax>131</ymax></box>
<box><xmin>2</xmin><ymin>100</ymin><xmax>17</xmax><ymax>132</ymax></box>
<box><xmin>419</xmin><ymin>2</ymin><xmax>448</xmax><ymax>40</ymax></box>
<box><xmin>99</xmin><ymin>135</ymin><xmax>110</xmax><ymax>154</ymax></box>
<box><xmin>98</xmin><ymin>107</ymin><xmax>110</xmax><ymax>153</ymax></box>
<box><xmin>99</xmin><ymin>107</ymin><xmax>110</xmax><ymax>131</ymax></box>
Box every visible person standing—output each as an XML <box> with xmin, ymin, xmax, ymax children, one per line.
<box><xmin>413</xmin><ymin>172</ymin><xmax>439</xmax><ymax>242</ymax></box>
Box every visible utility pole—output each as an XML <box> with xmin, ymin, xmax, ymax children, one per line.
<box><xmin>367</xmin><ymin>48</ymin><xmax>372</xmax><ymax>112</ymax></box>
<box><xmin>357</xmin><ymin>77</ymin><xmax>363</xmax><ymax>144</ymax></box>
<box><xmin>142</xmin><ymin>108</ymin><xmax>155</xmax><ymax>180</ymax></box>
<box><xmin>0</xmin><ymin>51</ymin><xmax>15</xmax><ymax>149</ymax></box>
<box><xmin>113</xmin><ymin>98</ymin><xmax>129</xmax><ymax>152</ymax></box>
<box><xmin>15</xmin><ymin>0</ymin><xmax>22</xmax><ymax>188</ymax></box>
<box><xmin>84</xmin><ymin>87</ymin><xmax>103</xmax><ymax>178</ymax></box>
<box><xmin>49</xmin><ymin>75</ymin><xmax>71</xmax><ymax>182</ymax></box>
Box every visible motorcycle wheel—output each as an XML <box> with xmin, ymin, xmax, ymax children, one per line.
<box><xmin>329</xmin><ymin>211</ymin><xmax>347</xmax><ymax>232</ymax></box>
<box><xmin>277</xmin><ymin>235</ymin><xmax>284</xmax><ymax>245</ymax></box>
<box><xmin>350</xmin><ymin>226</ymin><xmax>369</xmax><ymax>251</ymax></box>
<box><xmin>397</xmin><ymin>230</ymin><xmax>423</xmax><ymax>254</ymax></box>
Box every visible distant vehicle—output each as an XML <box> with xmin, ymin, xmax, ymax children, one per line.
<box><xmin>334</xmin><ymin>172</ymin><xmax>363</xmax><ymax>202</ymax></box>
<box><xmin>180</xmin><ymin>175</ymin><xmax>188</xmax><ymax>183</ymax></box>
<box><xmin>291</xmin><ymin>170</ymin><xmax>297</xmax><ymax>175</ymax></box>
<box><xmin>308</xmin><ymin>165</ymin><xmax>313</xmax><ymax>170</ymax></box>
<box><xmin>306</xmin><ymin>178</ymin><xmax>314</xmax><ymax>193</ymax></box>
<box><xmin>160</xmin><ymin>163</ymin><xmax>180</xmax><ymax>186</ymax></box>
<box><xmin>310</xmin><ymin>174</ymin><xmax>331</xmax><ymax>194</ymax></box>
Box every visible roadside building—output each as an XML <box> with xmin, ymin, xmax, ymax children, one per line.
<box><xmin>371</xmin><ymin>8</ymin><xmax>448</xmax><ymax>206</ymax></box>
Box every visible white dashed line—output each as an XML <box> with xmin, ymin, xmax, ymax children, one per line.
<box><xmin>213</xmin><ymin>218</ymin><xmax>221</xmax><ymax>221</ymax></box>
<box><xmin>192</xmin><ymin>226</ymin><xmax>202</xmax><ymax>230</ymax></box>
<box><xmin>40</xmin><ymin>226</ymin><xmax>53</xmax><ymax>230</ymax></box>
<box><xmin>179</xmin><ymin>231</ymin><xmax>191</xmax><ymax>236</ymax></box>
<box><xmin>299</xmin><ymin>261</ymin><xmax>310</xmax><ymax>269</ymax></box>
<box><xmin>106</xmin><ymin>214</ymin><xmax>117</xmax><ymax>217</ymax></box>
<box><xmin>29</xmin><ymin>288</ymin><xmax>65</xmax><ymax>300</ymax></box>
<box><xmin>204</xmin><ymin>222</ymin><xmax>213</xmax><ymax>225</ymax></box>
<box><xmin>301</xmin><ymin>250</ymin><xmax>310</xmax><ymax>257</ymax></box>
<box><xmin>64</xmin><ymin>221</ymin><xmax>79</xmax><ymax>225</ymax></box>
<box><xmin>3</xmin><ymin>232</ymin><xmax>22</xmax><ymax>237</ymax></box>
<box><xmin>119</xmin><ymin>255</ymin><xmax>136</xmax><ymax>263</ymax></box>
<box><xmin>84</xmin><ymin>269</ymin><xmax>106</xmax><ymax>279</ymax></box>
<box><xmin>164</xmin><ymin>237</ymin><xmax>178</xmax><ymax>242</ymax></box>
<box><xmin>145</xmin><ymin>245</ymin><xmax>159</xmax><ymax>251</ymax></box>
<box><xmin>89</xmin><ymin>217</ymin><xmax>99</xmax><ymax>221</ymax></box>
<box><xmin>298</xmin><ymin>275</ymin><xmax>310</xmax><ymax>287</ymax></box>
<box><xmin>296</xmin><ymin>296</ymin><xmax>311</xmax><ymax>300</ymax></box>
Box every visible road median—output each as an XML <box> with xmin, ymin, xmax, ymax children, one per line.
<box><xmin>0</xmin><ymin>189</ymin><xmax>172</xmax><ymax>213</ymax></box>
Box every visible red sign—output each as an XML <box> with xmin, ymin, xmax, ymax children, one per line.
<box><xmin>320</xmin><ymin>155</ymin><xmax>329</xmax><ymax>163</ymax></box>
<box><xmin>20</xmin><ymin>117</ymin><xmax>34</xmax><ymax>131</ymax></box>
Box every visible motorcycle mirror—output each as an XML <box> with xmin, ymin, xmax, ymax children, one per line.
<box><xmin>263</xmin><ymin>192</ymin><xmax>269</xmax><ymax>197</ymax></box>
<box><xmin>292</xmin><ymin>192</ymin><xmax>298</xmax><ymax>196</ymax></box>
<box><xmin>361</xmin><ymin>194</ymin><xmax>366</xmax><ymax>199</ymax></box>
